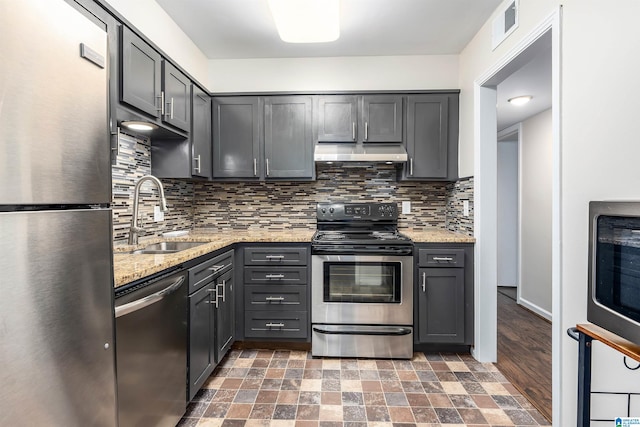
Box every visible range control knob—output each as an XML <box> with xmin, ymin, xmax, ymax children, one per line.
<box><xmin>321</xmin><ymin>208</ymin><xmax>326</xmax><ymax>214</ymax></box>
<box><xmin>329</xmin><ymin>207</ymin><xmax>335</xmax><ymax>213</ymax></box>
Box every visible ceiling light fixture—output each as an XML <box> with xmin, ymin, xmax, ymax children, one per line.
<box><xmin>121</xmin><ymin>121</ymin><xmax>158</xmax><ymax>132</ymax></box>
<box><xmin>268</xmin><ymin>0</ymin><xmax>340</xmax><ymax>43</ymax></box>
<box><xmin>508</xmin><ymin>95</ymin><xmax>533</xmax><ymax>106</ymax></box>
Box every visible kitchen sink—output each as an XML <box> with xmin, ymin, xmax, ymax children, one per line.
<box><xmin>128</xmin><ymin>241</ymin><xmax>206</xmax><ymax>255</ymax></box>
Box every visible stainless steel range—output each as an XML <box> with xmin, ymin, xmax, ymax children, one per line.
<box><xmin>311</xmin><ymin>202</ymin><xmax>414</xmax><ymax>359</ymax></box>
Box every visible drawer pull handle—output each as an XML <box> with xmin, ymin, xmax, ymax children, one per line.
<box><xmin>266</xmin><ymin>322</ymin><xmax>284</xmax><ymax>328</ymax></box>
<box><xmin>265</xmin><ymin>296</ymin><xmax>285</xmax><ymax>302</ymax></box>
<box><xmin>208</xmin><ymin>264</ymin><xmax>226</xmax><ymax>272</ymax></box>
<box><xmin>265</xmin><ymin>255</ymin><xmax>285</xmax><ymax>260</ymax></box>
<box><xmin>265</xmin><ymin>274</ymin><xmax>285</xmax><ymax>279</ymax></box>
<box><xmin>432</xmin><ymin>257</ymin><xmax>454</xmax><ymax>262</ymax></box>
<box><xmin>421</xmin><ymin>272</ymin><xmax>426</xmax><ymax>292</ymax></box>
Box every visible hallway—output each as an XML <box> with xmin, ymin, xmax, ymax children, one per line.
<box><xmin>496</xmin><ymin>287</ymin><xmax>552</xmax><ymax>422</ymax></box>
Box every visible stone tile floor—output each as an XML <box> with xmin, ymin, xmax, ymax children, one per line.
<box><xmin>178</xmin><ymin>349</ymin><xmax>551</xmax><ymax>427</ymax></box>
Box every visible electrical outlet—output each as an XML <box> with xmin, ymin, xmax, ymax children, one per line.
<box><xmin>402</xmin><ymin>201</ymin><xmax>411</xmax><ymax>214</ymax></box>
<box><xmin>463</xmin><ymin>200</ymin><xmax>470</xmax><ymax>217</ymax></box>
<box><xmin>154</xmin><ymin>205</ymin><xmax>164</xmax><ymax>222</ymax></box>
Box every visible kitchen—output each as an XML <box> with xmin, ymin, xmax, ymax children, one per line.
<box><xmin>2</xmin><ymin>0</ymin><xmax>640</xmax><ymax>426</ymax></box>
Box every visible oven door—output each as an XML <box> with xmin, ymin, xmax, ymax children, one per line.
<box><xmin>311</xmin><ymin>254</ymin><xmax>413</xmax><ymax>325</ymax></box>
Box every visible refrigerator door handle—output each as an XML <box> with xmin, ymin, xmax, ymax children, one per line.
<box><xmin>115</xmin><ymin>276</ymin><xmax>185</xmax><ymax>318</ymax></box>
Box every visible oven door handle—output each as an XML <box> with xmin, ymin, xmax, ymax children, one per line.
<box><xmin>312</xmin><ymin>326</ymin><xmax>412</xmax><ymax>336</ymax></box>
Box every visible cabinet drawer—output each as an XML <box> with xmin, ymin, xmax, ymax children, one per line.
<box><xmin>244</xmin><ymin>247</ymin><xmax>308</xmax><ymax>266</ymax></box>
<box><xmin>418</xmin><ymin>249</ymin><xmax>464</xmax><ymax>268</ymax></box>
<box><xmin>244</xmin><ymin>311</ymin><xmax>308</xmax><ymax>339</ymax></box>
<box><xmin>189</xmin><ymin>249</ymin><xmax>234</xmax><ymax>293</ymax></box>
<box><xmin>244</xmin><ymin>266</ymin><xmax>307</xmax><ymax>285</ymax></box>
<box><xmin>245</xmin><ymin>285</ymin><xmax>307</xmax><ymax>311</ymax></box>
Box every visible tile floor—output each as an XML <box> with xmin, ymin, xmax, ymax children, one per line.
<box><xmin>178</xmin><ymin>349</ymin><xmax>551</xmax><ymax>427</ymax></box>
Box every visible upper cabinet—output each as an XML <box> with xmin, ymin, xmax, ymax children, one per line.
<box><xmin>120</xmin><ymin>26</ymin><xmax>162</xmax><ymax>119</ymax></box>
<box><xmin>120</xmin><ymin>26</ymin><xmax>191</xmax><ymax>133</ymax></box>
<box><xmin>316</xmin><ymin>95</ymin><xmax>403</xmax><ymax>143</ymax></box>
<box><xmin>264</xmin><ymin>96</ymin><xmax>313</xmax><ymax>179</ymax></box>
<box><xmin>212</xmin><ymin>97</ymin><xmax>261</xmax><ymax>180</ymax></box>
<box><xmin>400</xmin><ymin>93</ymin><xmax>459</xmax><ymax>181</ymax></box>
<box><xmin>151</xmin><ymin>84</ymin><xmax>211</xmax><ymax>179</ymax></box>
<box><xmin>212</xmin><ymin>96</ymin><xmax>314</xmax><ymax>181</ymax></box>
<box><xmin>162</xmin><ymin>62</ymin><xmax>191</xmax><ymax>132</ymax></box>
<box><xmin>191</xmin><ymin>85</ymin><xmax>212</xmax><ymax>179</ymax></box>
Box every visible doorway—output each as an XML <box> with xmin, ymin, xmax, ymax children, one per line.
<box><xmin>473</xmin><ymin>10</ymin><xmax>561</xmax><ymax>427</ymax></box>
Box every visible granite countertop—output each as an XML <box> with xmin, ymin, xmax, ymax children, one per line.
<box><xmin>113</xmin><ymin>229</ymin><xmax>314</xmax><ymax>288</ymax></box>
<box><xmin>113</xmin><ymin>228</ymin><xmax>474</xmax><ymax>289</ymax></box>
<box><xmin>400</xmin><ymin>228</ymin><xmax>476</xmax><ymax>244</ymax></box>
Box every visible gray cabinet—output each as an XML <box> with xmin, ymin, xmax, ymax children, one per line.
<box><xmin>213</xmin><ymin>96</ymin><xmax>314</xmax><ymax>181</ymax></box>
<box><xmin>361</xmin><ymin>95</ymin><xmax>403</xmax><ymax>142</ymax></box>
<box><xmin>151</xmin><ymin>84</ymin><xmax>211</xmax><ymax>179</ymax></box>
<box><xmin>241</xmin><ymin>246</ymin><xmax>310</xmax><ymax>340</ymax></box>
<box><xmin>162</xmin><ymin>62</ymin><xmax>191</xmax><ymax>132</ymax></box>
<box><xmin>191</xmin><ymin>86</ymin><xmax>212</xmax><ymax>179</ymax></box>
<box><xmin>187</xmin><ymin>249</ymin><xmax>234</xmax><ymax>401</ymax></box>
<box><xmin>212</xmin><ymin>97</ymin><xmax>260</xmax><ymax>179</ymax></box>
<box><xmin>120</xmin><ymin>26</ymin><xmax>162</xmax><ymax>118</ymax></box>
<box><xmin>316</xmin><ymin>95</ymin><xmax>402</xmax><ymax>143</ymax></box>
<box><xmin>264</xmin><ymin>96</ymin><xmax>313</xmax><ymax>179</ymax></box>
<box><xmin>415</xmin><ymin>244</ymin><xmax>473</xmax><ymax>346</ymax></box>
<box><xmin>402</xmin><ymin>93</ymin><xmax>459</xmax><ymax>181</ymax></box>
<box><xmin>120</xmin><ymin>26</ymin><xmax>191</xmax><ymax>133</ymax></box>
<box><xmin>317</xmin><ymin>95</ymin><xmax>358</xmax><ymax>142</ymax></box>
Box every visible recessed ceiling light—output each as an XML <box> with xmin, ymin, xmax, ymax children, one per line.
<box><xmin>121</xmin><ymin>121</ymin><xmax>158</xmax><ymax>131</ymax></box>
<box><xmin>268</xmin><ymin>0</ymin><xmax>340</xmax><ymax>43</ymax></box>
<box><xmin>508</xmin><ymin>95</ymin><xmax>533</xmax><ymax>106</ymax></box>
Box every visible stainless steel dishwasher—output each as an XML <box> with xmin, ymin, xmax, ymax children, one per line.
<box><xmin>115</xmin><ymin>268</ymin><xmax>188</xmax><ymax>427</ymax></box>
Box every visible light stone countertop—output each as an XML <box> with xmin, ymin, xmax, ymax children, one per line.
<box><xmin>400</xmin><ymin>228</ymin><xmax>476</xmax><ymax>244</ymax></box>
<box><xmin>113</xmin><ymin>228</ymin><xmax>474</xmax><ymax>289</ymax></box>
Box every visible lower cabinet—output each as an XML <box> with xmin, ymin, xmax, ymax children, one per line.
<box><xmin>415</xmin><ymin>244</ymin><xmax>473</xmax><ymax>346</ymax></box>
<box><xmin>187</xmin><ymin>249</ymin><xmax>234</xmax><ymax>401</ymax></box>
<box><xmin>241</xmin><ymin>245</ymin><xmax>310</xmax><ymax>341</ymax></box>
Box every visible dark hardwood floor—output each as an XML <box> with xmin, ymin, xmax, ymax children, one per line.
<box><xmin>496</xmin><ymin>287</ymin><xmax>552</xmax><ymax>422</ymax></box>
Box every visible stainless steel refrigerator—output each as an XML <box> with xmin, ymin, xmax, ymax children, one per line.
<box><xmin>0</xmin><ymin>0</ymin><xmax>117</xmax><ymax>425</ymax></box>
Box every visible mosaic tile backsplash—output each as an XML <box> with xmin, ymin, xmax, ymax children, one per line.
<box><xmin>111</xmin><ymin>131</ymin><xmax>474</xmax><ymax>243</ymax></box>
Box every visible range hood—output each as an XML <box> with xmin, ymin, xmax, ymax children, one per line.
<box><xmin>314</xmin><ymin>143</ymin><xmax>408</xmax><ymax>163</ymax></box>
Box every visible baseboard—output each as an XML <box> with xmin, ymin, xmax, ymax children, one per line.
<box><xmin>518</xmin><ymin>297</ymin><xmax>552</xmax><ymax>322</ymax></box>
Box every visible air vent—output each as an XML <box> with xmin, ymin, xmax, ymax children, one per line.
<box><xmin>492</xmin><ymin>0</ymin><xmax>519</xmax><ymax>50</ymax></box>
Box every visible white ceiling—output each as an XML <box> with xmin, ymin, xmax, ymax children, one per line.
<box><xmin>154</xmin><ymin>0</ymin><xmax>505</xmax><ymax>59</ymax></box>
<box><xmin>496</xmin><ymin>36</ymin><xmax>552</xmax><ymax>131</ymax></box>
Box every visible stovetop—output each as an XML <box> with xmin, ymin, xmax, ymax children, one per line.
<box><xmin>312</xmin><ymin>203</ymin><xmax>413</xmax><ymax>254</ymax></box>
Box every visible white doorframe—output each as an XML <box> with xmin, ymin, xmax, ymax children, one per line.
<box><xmin>473</xmin><ymin>7</ymin><xmax>562</xmax><ymax>426</ymax></box>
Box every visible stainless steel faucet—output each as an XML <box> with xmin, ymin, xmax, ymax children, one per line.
<box><xmin>128</xmin><ymin>175</ymin><xmax>168</xmax><ymax>245</ymax></box>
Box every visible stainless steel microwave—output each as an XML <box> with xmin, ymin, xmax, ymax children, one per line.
<box><xmin>588</xmin><ymin>201</ymin><xmax>640</xmax><ymax>345</ymax></box>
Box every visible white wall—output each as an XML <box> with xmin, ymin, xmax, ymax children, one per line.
<box><xmin>560</xmin><ymin>0</ymin><xmax>640</xmax><ymax>424</ymax></box>
<box><xmin>520</xmin><ymin>108</ymin><xmax>552</xmax><ymax>316</ymax></box>
<box><xmin>497</xmin><ymin>140</ymin><xmax>518</xmax><ymax>287</ymax></box>
<box><xmin>104</xmin><ymin>0</ymin><xmax>209</xmax><ymax>87</ymax></box>
<box><xmin>458</xmin><ymin>0</ymin><xmax>558</xmax><ymax>178</ymax></box>
<box><xmin>208</xmin><ymin>55</ymin><xmax>459</xmax><ymax>93</ymax></box>
<box><xmin>461</xmin><ymin>0</ymin><xmax>640</xmax><ymax>425</ymax></box>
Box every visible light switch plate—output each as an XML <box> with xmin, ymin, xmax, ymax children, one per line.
<box><xmin>402</xmin><ymin>201</ymin><xmax>411</xmax><ymax>214</ymax></box>
<box><xmin>463</xmin><ymin>200</ymin><xmax>470</xmax><ymax>217</ymax></box>
<box><xmin>154</xmin><ymin>205</ymin><xmax>164</xmax><ymax>222</ymax></box>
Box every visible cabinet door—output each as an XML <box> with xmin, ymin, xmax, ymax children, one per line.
<box><xmin>162</xmin><ymin>61</ymin><xmax>191</xmax><ymax>132</ymax></box>
<box><xmin>120</xmin><ymin>26</ymin><xmax>161</xmax><ymax>118</ymax></box>
<box><xmin>406</xmin><ymin>95</ymin><xmax>449</xmax><ymax>179</ymax></box>
<box><xmin>192</xmin><ymin>86</ymin><xmax>212</xmax><ymax>178</ymax></box>
<box><xmin>317</xmin><ymin>95</ymin><xmax>358</xmax><ymax>142</ymax></box>
<box><xmin>417</xmin><ymin>268</ymin><xmax>465</xmax><ymax>343</ymax></box>
<box><xmin>215</xmin><ymin>269</ymin><xmax>234</xmax><ymax>362</ymax></box>
<box><xmin>264</xmin><ymin>96</ymin><xmax>313</xmax><ymax>179</ymax></box>
<box><xmin>212</xmin><ymin>97</ymin><xmax>260</xmax><ymax>179</ymax></box>
<box><xmin>188</xmin><ymin>284</ymin><xmax>215</xmax><ymax>401</ymax></box>
<box><xmin>361</xmin><ymin>95</ymin><xmax>403</xmax><ymax>143</ymax></box>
